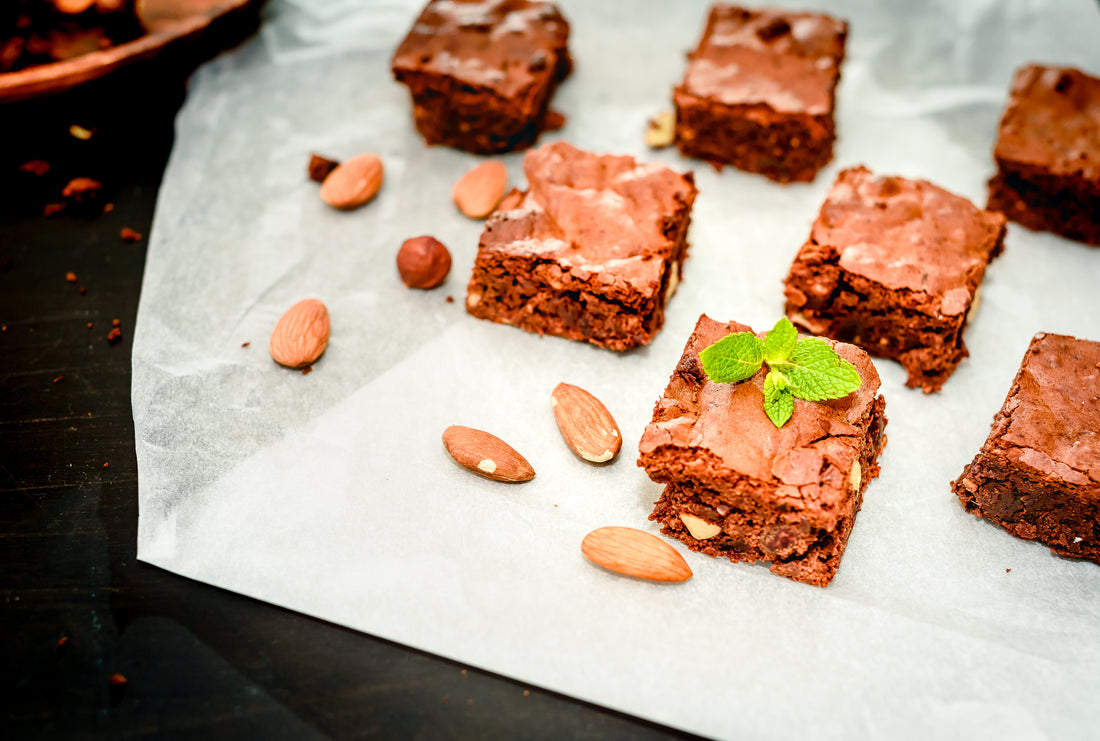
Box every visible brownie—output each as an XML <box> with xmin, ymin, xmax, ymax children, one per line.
<box><xmin>638</xmin><ymin>315</ymin><xmax>887</xmax><ymax>587</ymax></box>
<box><xmin>952</xmin><ymin>333</ymin><xmax>1100</xmax><ymax>564</ymax></box>
<box><xmin>673</xmin><ymin>4</ymin><xmax>847</xmax><ymax>183</ymax></box>
<box><xmin>987</xmin><ymin>65</ymin><xmax>1100</xmax><ymax>246</ymax></box>
<box><xmin>390</xmin><ymin>0</ymin><xmax>572</xmax><ymax>154</ymax></box>
<box><xmin>784</xmin><ymin>165</ymin><xmax>1007</xmax><ymax>393</ymax></box>
<box><xmin>465</xmin><ymin>141</ymin><xmax>697</xmax><ymax>351</ymax></box>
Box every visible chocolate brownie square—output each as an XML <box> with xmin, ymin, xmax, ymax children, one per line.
<box><xmin>952</xmin><ymin>333</ymin><xmax>1100</xmax><ymax>564</ymax></box>
<box><xmin>465</xmin><ymin>141</ymin><xmax>697</xmax><ymax>351</ymax></box>
<box><xmin>390</xmin><ymin>0</ymin><xmax>571</xmax><ymax>154</ymax></box>
<box><xmin>784</xmin><ymin>165</ymin><xmax>1007</xmax><ymax>393</ymax></box>
<box><xmin>987</xmin><ymin>65</ymin><xmax>1100</xmax><ymax>246</ymax></box>
<box><xmin>638</xmin><ymin>315</ymin><xmax>887</xmax><ymax>587</ymax></box>
<box><xmin>673</xmin><ymin>4</ymin><xmax>847</xmax><ymax>183</ymax></box>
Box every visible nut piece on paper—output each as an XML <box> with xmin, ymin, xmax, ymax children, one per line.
<box><xmin>550</xmin><ymin>383</ymin><xmax>622</xmax><ymax>463</ymax></box>
<box><xmin>442</xmin><ymin>425</ymin><xmax>535</xmax><ymax>482</ymax></box>
<box><xmin>581</xmin><ymin>527</ymin><xmax>692</xmax><ymax>582</ymax></box>
<box><xmin>645</xmin><ymin>110</ymin><xmax>676</xmax><ymax>148</ymax></box>
<box><xmin>397</xmin><ymin>236</ymin><xmax>452</xmax><ymax>289</ymax></box>
<box><xmin>453</xmin><ymin>161</ymin><xmax>508</xmax><ymax>218</ymax></box>
<box><xmin>269</xmin><ymin>298</ymin><xmax>330</xmax><ymax>369</ymax></box>
<box><xmin>320</xmin><ymin>152</ymin><xmax>384</xmax><ymax>210</ymax></box>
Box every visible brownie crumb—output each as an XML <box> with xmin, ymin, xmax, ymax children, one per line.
<box><xmin>79</xmin><ymin>287</ymin><xmax>87</xmax><ymax>295</ymax></box>
<box><xmin>106</xmin><ymin>327</ymin><xmax>121</xmax><ymax>343</ymax></box>
<box><xmin>62</xmin><ymin>177</ymin><xmax>104</xmax><ymax>204</ymax></box>
<box><xmin>445</xmin><ymin>295</ymin><xmax>454</xmax><ymax>303</ymax></box>
<box><xmin>120</xmin><ymin>227</ymin><xmax>141</xmax><ymax>242</ymax></box>
<box><xmin>241</xmin><ymin>341</ymin><xmax>251</xmax><ymax>348</ymax></box>
<box><xmin>308</xmin><ymin>153</ymin><xmax>340</xmax><ymax>183</ymax></box>
<box><xmin>19</xmin><ymin>160</ymin><xmax>50</xmax><ymax>176</ymax></box>
<box><xmin>544</xmin><ymin>109</ymin><xmax>566</xmax><ymax>131</ymax></box>
<box><xmin>300</xmin><ymin>365</ymin><xmax>313</xmax><ymax>375</ymax></box>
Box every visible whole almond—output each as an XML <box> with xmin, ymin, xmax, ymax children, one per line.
<box><xmin>320</xmin><ymin>152</ymin><xmax>384</xmax><ymax>210</ymax></box>
<box><xmin>581</xmin><ymin>527</ymin><xmax>692</xmax><ymax>582</ymax></box>
<box><xmin>551</xmin><ymin>383</ymin><xmax>622</xmax><ymax>463</ymax></box>
<box><xmin>442</xmin><ymin>425</ymin><xmax>535</xmax><ymax>482</ymax></box>
<box><xmin>452</xmin><ymin>161</ymin><xmax>508</xmax><ymax>218</ymax></box>
<box><xmin>269</xmin><ymin>298</ymin><xmax>330</xmax><ymax>368</ymax></box>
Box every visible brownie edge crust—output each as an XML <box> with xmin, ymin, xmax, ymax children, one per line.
<box><xmin>952</xmin><ymin>333</ymin><xmax>1100</xmax><ymax>564</ymax></box>
<box><xmin>638</xmin><ymin>315</ymin><xmax>888</xmax><ymax>587</ymax></box>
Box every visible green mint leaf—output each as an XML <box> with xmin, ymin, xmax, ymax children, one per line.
<box><xmin>699</xmin><ymin>331</ymin><xmax>764</xmax><ymax>384</ymax></box>
<box><xmin>773</xmin><ymin>337</ymin><xmax>862</xmax><ymax>402</ymax></box>
<box><xmin>762</xmin><ymin>317</ymin><xmax>798</xmax><ymax>365</ymax></box>
<box><xmin>763</xmin><ymin>370</ymin><xmax>793</xmax><ymax>428</ymax></box>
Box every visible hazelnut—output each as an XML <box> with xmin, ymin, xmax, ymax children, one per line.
<box><xmin>397</xmin><ymin>236</ymin><xmax>451</xmax><ymax>289</ymax></box>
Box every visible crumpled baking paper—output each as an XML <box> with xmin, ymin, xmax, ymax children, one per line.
<box><xmin>132</xmin><ymin>1</ymin><xmax>1100</xmax><ymax>738</ymax></box>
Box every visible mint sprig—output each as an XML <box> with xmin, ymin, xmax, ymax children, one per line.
<box><xmin>698</xmin><ymin>318</ymin><xmax>861</xmax><ymax>428</ymax></box>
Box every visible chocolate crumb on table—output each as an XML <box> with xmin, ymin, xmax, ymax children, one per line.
<box><xmin>673</xmin><ymin>4</ymin><xmax>848</xmax><ymax>183</ymax></box>
<box><xmin>391</xmin><ymin>0</ymin><xmax>572</xmax><ymax>154</ymax></box>
<box><xmin>466</xmin><ymin>141</ymin><xmax>697</xmax><ymax>351</ymax></box>
<box><xmin>987</xmin><ymin>64</ymin><xmax>1100</xmax><ymax>246</ymax></box>
<box><xmin>638</xmin><ymin>315</ymin><xmax>887</xmax><ymax>587</ymax></box>
<box><xmin>952</xmin><ymin>332</ymin><xmax>1100</xmax><ymax>565</ymax></box>
<box><xmin>784</xmin><ymin>165</ymin><xmax>1006</xmax><ymax>392</ymax></box>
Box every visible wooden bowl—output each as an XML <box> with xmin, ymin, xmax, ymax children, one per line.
<box><xmin>0</xmin><ymin>0</ymin><xmax>264</xmax><ymax>103</ymax></box>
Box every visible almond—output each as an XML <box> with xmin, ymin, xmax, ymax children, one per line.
<box><xmin>452</xmin><ymin>161</ymin><xmax>508</xmax><ymax>218</ymax></box>
<box><xmin>442</xmin><ymin>425</ymin><xmax>535</xmax><ymax>482</ymax></box>
<box><xmin>269</xmin><ymin>298</ymin><xmax>330</xmax><ymax>368</ymax></box>
<box><xmin>581</xmin><ymin>526</ymin><xmax>692</xmax><ymax>582</ymax></box>
<box><xmin>551</xmin><ymin>383</ymin><xmax>622</xmax><ymax>463</ymax></box>
<box><xmin>320</xmin><ymin>152</ymin><xmax>384</xmax><ymax>210</ymax></box>
<box><xmin>679</xmin><ymin>512</ymin><xmax>722</xmax><ymax>540</ymax></box>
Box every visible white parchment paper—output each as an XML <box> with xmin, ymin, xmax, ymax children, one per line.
<box><xmin>133</xmin><ymin>1</ymin><xmax>1100</xmax><ymax>738</ymax></box>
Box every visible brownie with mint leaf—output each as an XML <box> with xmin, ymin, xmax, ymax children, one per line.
<box><xmin>638</xmin><ymin>315</ymin><xmax>887</xmax><ymax>587</ymax></box>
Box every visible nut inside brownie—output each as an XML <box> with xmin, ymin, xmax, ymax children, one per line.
<box><xmin>952</xmin><ymin>332</ymin><xmax>1100</xmax><ymax>564</ymax></box>
<box><xmin>785</xmin><ymin>166</ymin><xmax>1006</xmax><ymax>392</ymax></box>
<box><xmin>466</xmin><ymin>141</ymin><xmax>697</xmax><ymax>351</ymax></box>
<box><xmin>391</xmin><ymin>0</ymin><xmax>572</xmax><ymax>154</ymax></box>
<box><xmin>638</xmin><ymin>315</ymin><xmax>888</xmax><ymax>587</ymax></box>
<box><xmin>673</xmin><ymin>5</ymin><xmax>847</xmax><ymax>183</ymax></box>
<box><xmin>987</xmin><ymin>65</ymin><xmax>1100</xmax><ymax>246</ymax></box>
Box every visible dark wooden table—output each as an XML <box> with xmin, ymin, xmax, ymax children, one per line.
<box><xmin>0</xmin><ymin>21</ymin><xmax>695</xmax><ymax>741</ymax></box>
